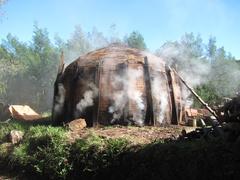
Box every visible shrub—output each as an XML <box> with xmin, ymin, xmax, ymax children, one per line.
<box><xmin>69</xmin><ymin>134</ymin><xmax>130</xmax><ymax>179</ymax></box>
<box><xmin>1</xmin><ymin>123</ymin><xmax>240</xmax><ymax>180</ymax></box>
<box><xmin>0</xmin><ymin>121</ymin><xmax>28</xmax><ymax>143</ymax></box>
<box><xmin>10</xmin><ymin>125</ymin><xmax>71</xmax><ymax>179</ymax></box>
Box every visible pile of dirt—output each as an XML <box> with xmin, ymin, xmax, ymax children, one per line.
<box><xmin>68</xmin><ymin>125</ymin><xmax>183</xmax><ymax>144</ymax></box>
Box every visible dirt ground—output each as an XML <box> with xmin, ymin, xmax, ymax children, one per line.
<box><xmin>68</xmin><ymin>125</ymin><xmax>188</xmax><ymax>144</ymax></box>
<box><xmin>0</xmin><ymin>171</ymin><xmax>19</xmax><ymax>180</ymax></box>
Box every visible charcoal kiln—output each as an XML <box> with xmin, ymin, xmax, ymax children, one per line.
<box><xmin>52</xmin><ymin>45</ymin><xmax>183</xmax><ymax>126</ymax></box>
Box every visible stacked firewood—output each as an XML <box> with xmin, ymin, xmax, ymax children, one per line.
<box><xmin>181</xmin><ymin>95</ymin><xmax>240</xmax><ymax>142</ymax></box>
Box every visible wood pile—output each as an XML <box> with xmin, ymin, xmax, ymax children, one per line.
<box><xmin>181</xmin><ymin>96</ymin><xmax>240</xmax><ymax>142</ymax></box>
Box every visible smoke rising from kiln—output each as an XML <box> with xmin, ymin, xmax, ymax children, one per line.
<box><xmin>158</xmin><ymin>40</ymin><xmax>240</xmax><ymax>105</ymax></box>
<box><xmin>156</xmin><ymin>42</ymin><xmax>211</xmax><ymax>107</ymax></box>
<box><xmin>143</xmin><ymin>53</ymin><xmax>171</xmax><ymax>124</ymax></box>
<box><xmin>152</xmin><ymin>76</ymin><xmax>168</xmax><ymax>124</ymax></box>
<box><xmin>106</xmin><ymin>51</ymin><xmax>173</xmax><ymax>125</ymax></box>
<box><xmin>75</xmin><ymin>82</ymin><xmax>98</xmax><ymax>117</ymax></box>
<box><xmin>108</xmin><ymin>67</ymin><xmax>145</xmax><ymax>126</ymax></box>
<box><xmin>128</xmin><ymin>68</ymin><xmax>145</xmax><ymax>125</ymax></box>
<box><xmin>157</xmin><ymin>39</ymin><xmax>240</xmax><ymax>102</ymax></box>
<box><xmin>56</xmin><ymin>25</ymin><xmax>123</xmax><ymax>66</ymax></box>
<box><xmin>53</xmin><ymin>83</ymin><xmax>65</xmax><ymax>114</ymax></box>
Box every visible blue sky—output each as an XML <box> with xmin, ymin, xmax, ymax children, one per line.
<box><xmin>0</xmin><ymin>0</ymin><xmax>240</xmax><ymax>58</ymax></box>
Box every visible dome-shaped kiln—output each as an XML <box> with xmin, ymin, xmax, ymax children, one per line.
<box><xmin>52</xmin><ymin>45</ymin><xmax>183</xmax><ymax>126</ymax></box>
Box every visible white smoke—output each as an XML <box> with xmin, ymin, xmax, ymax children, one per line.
<box><xmin>156</xmin><ymin>41</ymin><xmax>211</xmax><ymax>107</ymax></box>
<box><xmin>55</xmin><ymin>25</ymin><xmax>123</xmax><ymax>66</ymax></box>
<box><xmin>128</xmin><ymin>68</ymin><xmax>145</xmax><ymax>125</ymax></box>
<box><xmin>75</xmin><ymin>82</ymin><xmax>98</xmax><ymax>117</ymax></box>
<box><xmin>53</xmin><ymin>83</ymin><xmax>65</xmax><ymax>114</ymax></box>
<box><xmin>140</xmin><ymin>52</ymin><xmax>172</xmax><ymax>123</ymax></box>
<box><xmin>108</xmin><ymin>67</ymin><xmax>145</xmax><ymax>126</ymax></box>
<box><xmin>108</xmin><ymin>90</ymin><xmax>127</xmax><ymax>121</ymax></box>
<box><xmin>152</xmin><ymin>76</ymin><xmax>168</xmax><ymax>124</ymax></box>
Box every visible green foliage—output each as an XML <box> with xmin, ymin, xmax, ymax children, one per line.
<box><xmin>105</xmin><ymin>138</ymin><xmax>129</xmax><ymax>157</ymax></box>
<box><xmin>0</xmin><ymin>121</ymin><xmax>28</xmax><ymax>143</ymax></box>
<box><xmin>10</xmin><ymin>125</ymin><xmax>71</xmax><ymax>179</ymax></box>
<box><xmin>69</xmin><ymin>134</ymin><xmax>129</xmax><ymax>178</ymax></box>
<box><xmin>194</xmin><ymin>84</ymin><xmax>221</xmax><ymax>107</ymax></box>
<box><xmin>157</xmin><ymin>32</ymin><xmax>240</xmax><ymax>106</ymax></box>
<box><xmin>0</xmin><ymin>122</ymin><xmax>240</xmax><ymax>179</ymax></box>
<box><xmin>125</xmin><ymin>31</ymin><xmax>147</xmax><ymax>50</ymax></box>
<box><xmin>0</xmin><ymin>24</ymin><xmax>120</xmax><ymax>112</ymax></box>
<box><xmin>181</xmin><ymin>32</ymin><xmax>204</xmax><ymax>58</ymax></box>
<box><xmin>0</xmin><ymin>124</ymin><xmax>131</xmax><ymax>179</ymax></box>
<box><xmin>0</xmin><ymin>24</ymin><xmax>59</xmax><ymax>112</ymax></box>
<box><xmin>10</xmin><ymin>143</ymin><xmax>29</xmax><ymax>168</ymax></box>
<box><xmin>1</xmin><ymin>23</ymin><xmax>239</xmax><ymax>112</ymax></box>
<box><xmin>207</xmin><ymin>36</ymin><xmax>217</xmax><ymax>61</ymax></box>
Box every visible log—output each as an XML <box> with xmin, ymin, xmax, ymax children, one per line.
<box><xmin>170</xmin><ymin>67</ymin><xmax>219</xmax><ymax>120</ymax></box>
<box><xmin>66</xmin><ymin>118</ymin><xmax>87</xmax><ymax>131</ymax></box>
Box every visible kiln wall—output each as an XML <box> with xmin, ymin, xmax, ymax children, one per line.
<box><xmin>52</xmin><ymin>46</ymin><xmax>183</xmax><ymax>126</ymax></box>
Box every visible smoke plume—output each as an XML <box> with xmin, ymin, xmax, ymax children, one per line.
<box><xmin>156</xmin><ymin>41</ymin><xmax>211</xmax><ymax>107</ymax></box>
<box><xmin>75</xmin><ymin>82</ymin><xmax>98</xmax><ymax>117</ymax></box>
<box><xmin>108</xmin><ymin>67</ymin><xmax>145</xmax><ymax>126</ymax></box>
<box><xmin>52</xmin><ymin>83</ymin><xmax>65</xmax><ymax>120</ymax></box>
<box><xmin>127</xmin><ymin>68</ymin><xmax>145</xmax><ymax>125</ymax></box>
<box><xmin>142</xmin><ymin>53</ymin><xmax>171</xmax><ymax>124</ymax></box>
<box><xmin>152</xmin><ymin>76</ymin><xmax>168</xmax><ymax>124</ymax></box>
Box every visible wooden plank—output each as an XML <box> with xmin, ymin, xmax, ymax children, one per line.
<box><xmin>143</xmin><ymin>57</ymin><xmax>154</xmax><ymax>125</ymax></box>
<box><xmin>92</xmin><ymin>60</ymin><xmax>102</xmax><ymax>127</ymax></box>
<box><xmin>166</xmin><ymin>67</ymin><xmax>178</xmax><ymax>124</ymax></box>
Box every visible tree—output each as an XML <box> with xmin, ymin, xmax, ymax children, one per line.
<box><xmin>26</xmin><ymin>24</ymin><xmax>59</xmax><ymax>111</ymax></box>
<box><xmin>207</xmin><ymin>36</ymin><xmax>217</xmax><ymax>62</ymax></box>
<box><xmin>125</xmin><ymin>31</ymin><xmax>147</xmax><ymax>50</ymax></box>
<box><xmin>158</xmin><ymin>34</ymin><xmax>240</xmax><ymax>105</ymax></box>
<box><xmin>195</xmin><ymin>83</ymin><xmax>220</xmax><ymax>107</ymax></box>
<box><xmin>0</xmin><ymin>25</ymin><xmax>59</xmax><ymax>111</ymax></box>
<box><xmin>108</xmin><ymin>24</ymin><xmax>122</xmax><ymax>44</ymax></box>
<box><xmin>156</xmin><ymin>33</ymin><xmax>208</xmax><ymax>88</ymax></box>
<box><xmin>215</xmin><ymin>47</ymin><xmax>226</xmax><ymax>61</ymax></box>
<box><xmin>0</xmin><ymin>34</ymin><xmax>27</xmax><ymax>103</ymax></box>
<box><xmin>87</xmin><ymin>27</ymin><xmax>109</xmax><ymax>50</ymax></box>
<box><xmin>65</xmin><ymin>25</ymin><xmax>91</xmax><ymax>61</ymax></box>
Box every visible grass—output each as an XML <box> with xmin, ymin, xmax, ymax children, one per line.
<box><xmin>41</xmin><ymin>111</ymin><xmax>51</xmax><ymax>118</ymax></box>
<box><xmin>0</xmin><ymin>120</ymin><xmax>28</xmax><ymax>143</ymax></box>
<box><xmin>10</xmin><ymin>125</ymin><xmax>70</xmax><ymax>179</ymax></box>
<box><xmin>0</xmin><ymin>121</ymin><xmax>240</xmax><ymax>179</ymax></box>
<box><xmin>0</xmin><ymin>121</ymin><xmax>132</xmax><ymax>179</ymax></box>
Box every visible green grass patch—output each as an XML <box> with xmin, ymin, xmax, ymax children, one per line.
<box><xmin>0</xmin><ymin>122</ymin><xmax>240</xmax><ymax>180</ymax></box>
<box><xmin>69</xmin><ymin>134</ymin><xmax>129</xmax><ymax>179</ymax></box>
<box><xmin>0</xmin><ymin>120</ymin><xmax>28</xmax><ymax>143</ymax></box>
<box><xmin>10</xmin><ymin>125</ymin><xmax>70</xmax><ymax>179</ymax></box>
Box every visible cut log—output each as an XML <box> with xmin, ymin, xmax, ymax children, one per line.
<box><xmin>9</xmin><ymin>130</ymin><xmax>24</xmax><ymax>144</ymax></box>
<box><xmin>66</xmin><ymin>118</ymin><xmax>87</xmax><ymax>132</ymax></box>
<box><xmin>8</xmin><ymin>105</ymin><xmax>41</xmax><ymax>121</ymax></box>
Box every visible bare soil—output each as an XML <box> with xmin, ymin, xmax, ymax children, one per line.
<box><xmin>68</xmin><ymin>125</ymin><xmax>186</xmax><ymax>144</ymax></box>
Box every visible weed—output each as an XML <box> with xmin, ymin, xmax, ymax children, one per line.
<box><xmin>9</xmin><ymin>125</ymin><xmax>71</xmax><ymax>179</ymax></box>
<box><xmin>0</xmin><ymin>121</ymin><xmax>28</xmax><ymax>143</ymax></box>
